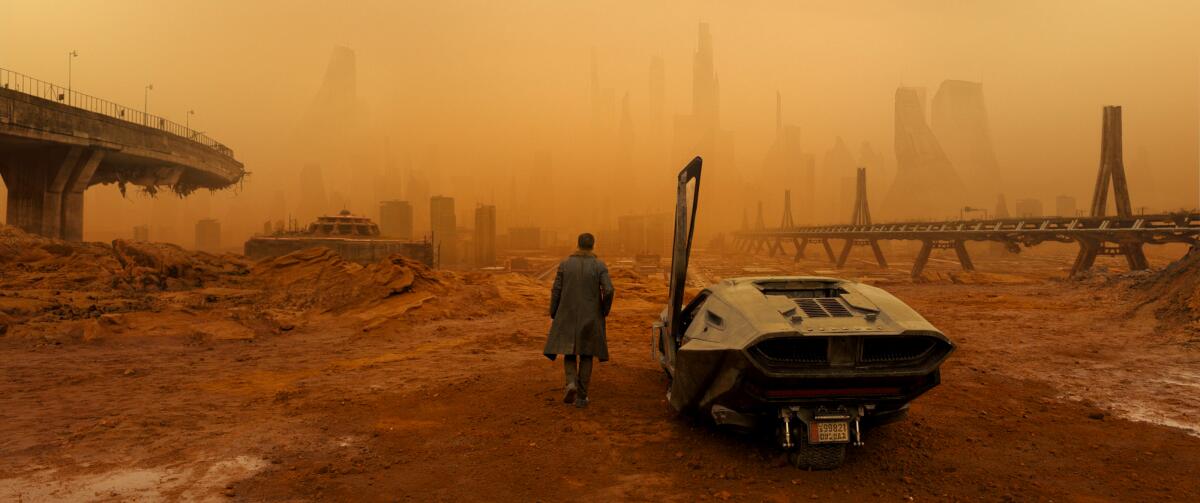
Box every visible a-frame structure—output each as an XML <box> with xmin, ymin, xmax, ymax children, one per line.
<box><xmin>835</xmin><ymin>167</ymin><xmax>887</xmax><ymax>268</ymax></box>
<box><xmin>768</xmin><ymin>190</ymin><xmax>795</xmax><ymax>257</ymax></box>
<box><xmin>1070</xmin><ymin>105</ymin><xmax>1149</xmax><ymax>276</ymax></box>
<box><xmin>748</xmin><ymin>201</ymin><xmax>767</xmax><ymax>253</ymax></box>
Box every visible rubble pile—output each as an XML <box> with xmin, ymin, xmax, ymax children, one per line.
<box><xmin>111</xmin><ymin>239</ymin><xmax>252</xmax><ymax>290</ymax></box>
<box><xmin>0</xmin><ymin>224</ymin><xmax>538</xmax><ymax>338</ymax></box>
<box><xmin>0</xmin><ymin>226</ymin><xmax>250</xmax><ymax>292</ymax></box>
<box><xmin>251</xmin><ymin>247</ymin><xmax>448</xmax><ymax>313</ymax></box>
<box><xmin>608</xmin><ymin>267</ymin><xmax>666</xmax><ymax>303</ymax></box>
<box><xmin>1136</xmin><ymin>248</ymin><xmax>1200</xmax><ymax>331</ymax></box>
<box><xmin>0</xmin><ymin>225</ymin><xmax>123</xmax><ymax>291</ymax></box>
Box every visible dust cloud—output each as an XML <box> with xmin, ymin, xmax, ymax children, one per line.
<box><xmin>1</xmin><ymin>1</ymin><xmax>1196</xmax><ymax>249</ymax></box>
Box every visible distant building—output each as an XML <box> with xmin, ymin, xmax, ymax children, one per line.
<box><xmin>298</xmin><ymin>164</ymin><xmax>328</xmax><ymax>221</ymax></box>
<box><xmin>474</xmin><ymin>205</ymin><xmax>497</xmax><ymax>267</ymax></box>
<box><xmin>379</xmin><ymin>200</ymin><xmax>414</xmax><ymax>240</ymax></box>
<box><xmin>617</xmin><ymin>214</ymin><xmax>671</xmax><ymax>255</ymax></box>
<box><xmin>509</xmin><ymin>227</ymin><xmax>542</xmax><ymax>250</ymax></box>
<box><xmin>195</xmin><ymin>219</ymin><xmax>221</xmax><ymax>253</ymax></box>
<box><xmin>243</xmin><ymin>210</ymin><xmax>433</xmax><ymax>266</ymax></box>
<box><xmin>133</xmin><ymin>225</ymin><xmax>150</xmax><ymax>242</ymax></box>
<box><xmin>1055</xmin><ymin>195</ymin><xmax>1077</xmax><ymax>217</ymax></box>
<box><xmin>1014</xmin><ymin>198</ymin><xmax>1043</xmax><ymax>218</ymax></box>
<box><xmin>430</xmin><ymin>196</ymin><xmax>457</xmax><ymax>266</ymax></box>
<box><xmin>617</xmin><ymin>215</ymin><xmax>646</xmax><ymax>254</ymax></box>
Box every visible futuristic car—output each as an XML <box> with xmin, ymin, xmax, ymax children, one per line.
<box><xmin>652</xmin><ymin>157</ymin><xmax>955</xmax><ymax>469</ymax></box>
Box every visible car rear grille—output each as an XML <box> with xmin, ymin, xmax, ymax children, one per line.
<box><xmin>793</xmin><ymin>297</ymin><xmax>853</xmax><ymax>318</ymax></box>
<box><xmin>750</xmin><ymin>337</ymin><xmax>829</xmax><ymax>370</ymax></box>
<box><xmin>860</xmin><ymin>337</ymin><xmax>936</xmax><ymax>363</ymax></box>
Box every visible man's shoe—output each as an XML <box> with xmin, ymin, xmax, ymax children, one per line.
<box><xmin>574</xmin><ymin>397</ymin><xmax>589</xmax><ymax>408</ymax></box>
<box><xmin>563</xmin><ymin>385</ymin><xmax>577</xmax><ymax>404</ymax></box>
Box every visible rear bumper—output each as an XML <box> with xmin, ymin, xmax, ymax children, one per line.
<box><xmin>669</xmin><ymin>342</ymin><xmax>943</xmax><ymax>416</ymax></box>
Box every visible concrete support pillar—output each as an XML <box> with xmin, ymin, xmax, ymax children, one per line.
<box><xmin>838</xmin><ymin>238</ymin><xmax>889</xmax><ymax>269</ymax></box>
<box><xmin>41</xmin><ymin>147</ymin><xmax>83</xmax><ymax>239</ymax></box>
<box><xmin>953</xmin><ymin>240</ymin><xmax>975</xmax><ymax>271</ymax></box>
<box><xmin>61</xmin><ymin>149</ymin><xmax>104</xmax><ymax>242</ymax></box>
<box><xmin>2</xmin><ymin>161</ymin><xmax>47</xmax><ymax>234</ymax></box>
<box><xmin>768</xmin><ymin>237</ymin><xmax>784</xmax><ymax>257</ymax></box>
<box><xmin>792</xmin><ymin>237</ymin><xmax>805</xmax><ymax>261</ymax></box>
<box><xmin>0</xmin><ymin>147</ymin><xmax>102</xmax><ymax>241</ymax></box>
<box><xmin>820</xmin><ymin>239</ymin><xmax>836</xmax><ymax>263</ymax></box>
<box><xmin>912</xmin><ymin>240</ymin><xmax>935</xmax><ymax>279</ymax></box>
<box><xmin>869</xmin><ymin>240</ymin><xmax>889</xmax><ymax>269</ymax></box>
<box><xmin>912</xmin><ymin>239</ymin><xmax>973</xmax><ymax>279</ymax></box>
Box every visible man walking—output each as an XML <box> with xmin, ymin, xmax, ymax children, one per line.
<box><xmin>543</xmin><ymin>233</ymin><xmax>614</xmax><ymax>408</ymax></box>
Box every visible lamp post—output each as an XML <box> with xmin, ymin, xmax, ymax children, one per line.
<box><xmin>962</xmin><ymin>206</ymin><xmax>988</xmax><ymax>221</ymax></box>
<box><xmin>186</xmin><ymin>109</ymin><xmax>195</xmax><ymax>130</ymax></box>
<box><xmin>143</xmin><ymin>84</ymin><xmax>153</xmax><ymax>126</ymax></box>
<box><xmin>67</xmin><ymin>50</ymin><xmax>78</xmax><ymax>104</ymax></box>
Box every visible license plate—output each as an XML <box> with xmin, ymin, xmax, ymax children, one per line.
<box><xmin>812</xmin><ymin>422</ymin><xmax>850</xmax><ymax>443</ymax></box>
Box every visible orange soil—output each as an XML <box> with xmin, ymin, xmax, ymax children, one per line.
<box><xmin>1</xmin><ymin>230</ymin><xmax>1198</xmax><ymax>501</ymax></box>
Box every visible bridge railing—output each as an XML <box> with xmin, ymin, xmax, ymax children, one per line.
<box><xmin>0</xmin><ymin>67</ymin><xmax>235</xmax><ymax>160</ymax></box>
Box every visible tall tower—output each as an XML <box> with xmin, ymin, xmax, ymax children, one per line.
<box><xmin>931</xmin><ymin>80</ymin><xmax>1002</xmax><ymax>206</ymax></box>
<box><xmin>692</xmin><ymin>23</ymin><xmax>720</xmax><ymax>133</ymax></box>
<box><xmin>618</xmin><ymin>92</ymin><xmax>635</xmax><ymax>191</ymax></box>
<box><xmin>474</xmin><ymin>205</ymin><xmax>497</xmax><ymax>267</ymax></box>
<box><xmin>648</xmin><ymin>56</ymin><xmax>665</xmax><ymax>136</ymax></box>
<box><xmin>589</xmin><ymin>49</ymin><xmax>615</xmax><ymax>134</ymax></box>
<box><xmin>430</xmin><ymin>196</ymin><xmax>457</xmax><ymax>267</ymax></box>
<box><xmin>883</xmin><ymin>87</ymin><xmax>966</xmax><ymax>220</ymax></box>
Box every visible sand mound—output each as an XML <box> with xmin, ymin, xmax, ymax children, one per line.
<box><xmin>251</xmin><ymin>247</ymin><xmax>447</xmax><ymax>314</ymax></box>
<box><xmin>111</xmin><ymin>239</ymin><xmax>251</xmax><ymax>290</ymax></box>
<box><xmin>0</xmin><ymin>226</ymin><xmax>249</xmax><ymax>292</ymax></box>
<box><xmin>0</xmin><ymin>225</ymin><xmax>122</xmax><ymax>291</ymax></box>
<box><xmin>0</xmin><ymin>225</ymin><xmax>533</xmax><ymax>332</ymax></box>
<box><xmin>488</xmin><ymin>272</ymin><xmax>549</xmax><ymax>307</ymax></box>
<box><xmin>1135</xmin><ymin>248</ymin><xmax>1200</xmax><ymax>331</ymax></box>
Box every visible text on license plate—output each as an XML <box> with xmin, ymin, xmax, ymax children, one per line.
<box><xmin>813</xmin><ymin>422</ymin><xmax>849</xmax><ymax>443</ymax></box>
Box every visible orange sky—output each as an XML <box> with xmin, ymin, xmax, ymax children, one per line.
<box><xmin>1</xmin><ymin>1</ymin><xmax>1197</xmax><ymax>247</ymax></box>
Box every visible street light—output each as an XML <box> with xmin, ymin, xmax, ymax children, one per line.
<box><xmin>186</xmin><ymin>109</ymin><xmax>195</xmax><ymax>130</ymax></box>
<box><xmin>961</xmin><ymin>206</ymin><xmax>989</xmax><ymax>221</ymax></box>
<box><xmin>67</xmin><ymin>50</ymin><xmax>78</xmax><ymax>104</ymax></box>
<box><xmin>143</xmin><ymin>84</ymin><xmax>153</xmax><ymax>126</ymax></box>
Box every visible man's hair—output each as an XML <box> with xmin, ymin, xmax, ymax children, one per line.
<box><xmin>577</xmin><ymin>232</ymin><xmax>595</xmax><ymax>250</ymax></box>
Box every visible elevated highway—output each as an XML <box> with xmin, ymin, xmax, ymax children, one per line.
<box><xmin>0</xmin><ymin>68</ymin><xmax>244</xmax><ymax>240</ymax></box>
<box><xmin>732</xmin><ymin>212</ymin><xmax>1200</xmax><ymax>278</ymax></box>
<box><xmin>733</xmin><ymin>106</ymin><xmax>1196</xmax><ymax>279</ymax></box>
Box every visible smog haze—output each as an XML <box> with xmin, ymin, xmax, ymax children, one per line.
<box><xmin>2</xmin><ymin>0</ymin><xmax>1196</xmax><ymax>247</ymax></box>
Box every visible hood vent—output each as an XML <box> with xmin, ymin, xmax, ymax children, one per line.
<box><xmin>794</xmin><ymin>297</ymin><xmax>853</xmax><ymax>318</ymax></box>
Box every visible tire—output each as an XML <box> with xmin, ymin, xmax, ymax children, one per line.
<box><xmin>788</xmin><ymin>438</ymin><xmax>847</xmax><ymax>470</ymax></box>
<box><xmin>864</xmin><ymin>405</ymin><xmax>909</xmax><ymax>429</ymax></box>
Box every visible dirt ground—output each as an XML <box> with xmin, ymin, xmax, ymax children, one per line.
<box><xmin>1</xmin><ymin>231</ymin><xmax>1199</xmax><ymax>502</ymax></box>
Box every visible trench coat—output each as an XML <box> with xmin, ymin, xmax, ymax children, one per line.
<box><xmin>542</xmin><ymin>250</ymin><xmax>614</xmax><ymax>362</ymax></box>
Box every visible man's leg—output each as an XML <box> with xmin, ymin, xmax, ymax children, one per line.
<box><xmin>575</xmin><ymin>355</ymin><xmax>593</xmax><ymax>407</ymax></box>
<box><xmin>563</xmin><ymin>355</ymin><xmax>578</xmax><ymax>403</ymax></box>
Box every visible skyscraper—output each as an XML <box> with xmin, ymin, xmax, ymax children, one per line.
<box><xmin>883</xmin><ymin>87</ymin><xmax>966</xmax><ymax>220</ymax></box>
<box><xmin>430</xmin><ymin>196</ymin><xmax>457</xmax><ymax>267</ymax></box>
<box><xmin>474</xmin><ymin>205</ymin><xmax>497</xmax><ymax>267</ymax></box>
<box><xmin>761</xmin><ymin>92</ymin><xmax>809</xmax><ymax>221</ymax></box>
<box><xmin>648</xmin><ymin>56</ymin><xmax>665</xmax><ymax>137</ymax></box>
<box><xmin>380</xmin><ymin>200</ymin><xmax>413</xmax><ymax>240</ymax></box>
<box><xmin>931</xmin><ymin>80</ymin><xmax>1002</xmax><ymax>206</ymax></box>
<box><xmin>298</xmin><ymin>163</ymin><xmax>329</xmax><ymax>221</ymax></box>
<box><xmin>195</xmin><ymin>219</ymin><xmax>221</xmax><ymax>253</ymax></box>
<box><xmin>673</xmin><ymin>22</ymin><xmax>737</xmax><ymax>229</ymax></box>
